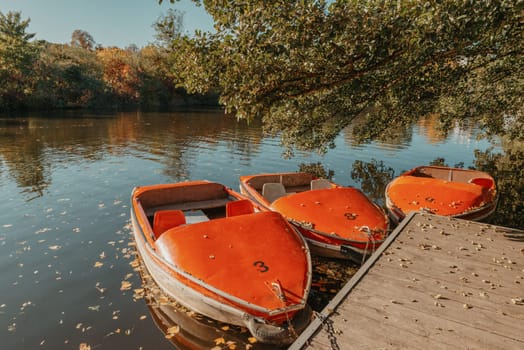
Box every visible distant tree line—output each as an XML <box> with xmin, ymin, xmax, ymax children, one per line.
<box><xmin>0</xmin><ymin>10</ymin><xmax>215</xmax><ymax>111</ymax></box>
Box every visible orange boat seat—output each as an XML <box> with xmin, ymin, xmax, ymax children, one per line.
<box><xmin>310</xmin><ymin>178</ymin><xmax>332</xmax><ymax>190</ymax></box>
<box><xmin>262</xmin><ymin>183</ymin><xmax>287</xmax><ymax>203</ymax></box>
<box><xmin>226</xmin><ymin>199</ymin><xmax>255</xmax><ymax>217</ymax></box>
<box><xmin>469</xmin><ymin>177</ymin><xmax>494</xmax><ymax>189</ymax></box>
<box><xmin>153</xmin><ymin>210</ymin><xmax>186</xmax><ymax>238</ymax></box>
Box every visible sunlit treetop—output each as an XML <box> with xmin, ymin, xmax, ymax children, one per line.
<box><xmin>159</xmin><ymin>0</ymin><xmax>523</xmax><ymax>154</ymax></box>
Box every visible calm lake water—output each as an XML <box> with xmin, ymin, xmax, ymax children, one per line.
<box><xmin>0</xmin><ymin>110</ymin><xmax>501</xmax><ymax>349</ymax></box>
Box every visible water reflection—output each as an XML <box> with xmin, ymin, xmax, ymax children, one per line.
<box><xmin>0</xmin><ymin>110</ymin><xmax>519</xmax><ymax>228</ymax></box>
<box><xmin>0</xmin><ymin>109</ymin><xmax>519</xmax><ymax>350</ymax></box>
<box><xmin>0</xmin><ymin>110</ymin><xmax>265</xmax><ymax>199</ymax></box>
<box><xmin>350</xmin><ymin>160</ymin><xmax>395</xmax><ymax>207</ymax></box>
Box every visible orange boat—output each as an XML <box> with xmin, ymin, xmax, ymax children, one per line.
<box><xmin>385</xmin><ymin>165</ymin><xmax>498</xmax><ymax>223</ymax></box>
<box><xmin>239</xmin><ymin>172</ymin><xmax>389</xmax><ymax>262</ymax></box>
<box><xmin>131</xmin><ymin>181</ymin><xmax>312</xmax><ymax>345</ymax></box>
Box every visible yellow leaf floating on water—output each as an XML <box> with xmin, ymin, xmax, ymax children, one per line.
<box><xmin>214</xmin><ymin>337</ymin><xmax>226</xmax><ymax>345</ymax></box>
<box><xmin>247</xmin><ymin>337</ymin><xmax>257</xmax><ymax>344</ymax></box>
<box><xmin>93</xmin><ymin>261</ymin><xmax>103</xmax><ymax>268</ymax></box>
<box><xmin>79</xmin><ymin>343</ymin><xmax>91</xmax><ymax>350</ymax></box>
<box><xmin>221</xmin><ymin>325</ymin><xmax>230</xmax><ymax>331</ymax></box>
<box><xmin>120</xmin><ymin>281</ymin><xmax>132</xmax><ymax>291</ymax></box>
<box><xmin>88</xmin><ymin>305</ymin><xmax>100</xmax><ymax>311</ymax></box>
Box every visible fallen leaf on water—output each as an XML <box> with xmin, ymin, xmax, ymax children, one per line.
<box><xmin>88</xmin><ymin>305</ymin><xmax>100</xmax><ymax>312</ymax></box>
<box><xmin>95</xmin><ymin>283</ymin><xmax>106</xmax><ymax>294</ymax></box>
<box><xmin>247</xmin><ymin>337</ymin><xmax>257</xmax><ymax>344</ymax></box>
<box><xmin>79</xmin><ymin>343</ymin><xmax>91</xmax><ymax>350</ymax></box>
<box><xmin>120</xmin><ymin>281</ymin><xmax>132</xmax><ymax>291</ymax></box>
<box><xmin>49</xmin><ymin>245</ymin><xmax>61</xmax><ymax>250</ymax></box>
<box><xmin>93</xmin><ymin>262</ymin><xmax>103</xmax><ymax>268</ymax></box>
<box><xmin>221</xmin><ymin>325</ymin><xmax>230</xmax><ymax>331</ymax></box>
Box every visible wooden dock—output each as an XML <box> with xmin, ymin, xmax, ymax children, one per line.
<box><xmin>290</xmin><ymin>212</ymin><xmax>524</xmax><ymax>350</ymax></box>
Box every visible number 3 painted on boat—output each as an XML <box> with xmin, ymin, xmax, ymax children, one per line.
<box><xmin>253</xmin><ymin>261</ymin><xmax>269</xmax><ymax>273</ymax></box>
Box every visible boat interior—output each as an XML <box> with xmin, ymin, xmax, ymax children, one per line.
<box><xmin>413</xmin><ymin>167</ymin><xmax>494</xmax><ymax>189</ymax></box>
<box><xmin>246</xmin><ymin>173</ymin><xmax>333</xmax><ymax>202</ymax></box>
<box><xmin>136</xmin><ymin>182</ymin><xmax>255</xmax><ymax>239</ymax></box>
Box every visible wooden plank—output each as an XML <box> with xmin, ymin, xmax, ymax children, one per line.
<box><xmin>309</xmin><ymin>298</ymin><xmax>523</xmax><ymax>350</ymax></box>
<box><xmin>288</xmin><ymin>212</ymin><xmax>418</xmax><ymax>350</ymax></box>
<box><xmin>367</xmin><ymin>264</ymin><xmax>524</xmax><ymax>319</ymax></box>
<box><xmin>290</xmin><ymin>212</ymin><xmax>524</xmax><ymax>350</ymax></box>
<box><xmin>375</xmin><ymin>242</ymin><xmax>523</xmax><ymax>293</ymax></box>
<box><xmin>345</xmin><ymin>278</ymin><xmax>524</xmax><ymax>340</ymax></box>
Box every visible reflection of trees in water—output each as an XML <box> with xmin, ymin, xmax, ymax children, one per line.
<box><xmin>1</xmin><ymin>112</ymin><xmax>520</xmax><ymax>229</ymax></box>
<box><xmin>298</xmin><ymin>162</ymin><xmax>334</xmax><ymax>180</ymax></box>
<box><xmin>350</xmin><ymin>159</ymin><xmax>395</xmax><ymax>208</ymax></box>
<box><xmin>162</xmin><ymin>146</ymin><xmax>190</xmax><ymax>181</ymax></box>
<box><xmin>0</xmin><ymin>125</ymin><xmax>51</xmax><ymax>200</ymax></box>
<box><xmin>137</xmin><ymin>112</ymin><xmax>264</xmax><ymax>180</ymax></box>
<box><xmin>0</xmin><ymin>111</ymin><xmax>264</xmax><ymax>198</ymax></box>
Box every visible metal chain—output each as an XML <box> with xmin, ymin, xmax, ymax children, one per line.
<box><xmin>315</xmin><ymin>312</ymin><xmax>340</xmax><ymax>350</ymax></box>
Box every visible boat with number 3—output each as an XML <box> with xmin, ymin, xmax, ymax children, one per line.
<box><xmin>130</xmin><ymin>181</ymin><xmax>312</xmax><ymax>345</ymax></box>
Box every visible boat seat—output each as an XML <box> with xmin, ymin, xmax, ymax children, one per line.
<box><xmin>310</xmin><ymin>178</ymin><xmax>332</xmax><ymax>190</ymax></box>
<box><xmin>262</xmin><ymin>182</ymin><xmax>287</xmax><ymax>203</ymax></box>
<box><xmin>226</xmin><ymin>199</ymin><xmax>255</xmax><ymax>217</ymax></box>
<box><xmin>469</xmin><ymin>177</ymin><xmax>494</xmax><ymax>189</ymax></box>
<box><xmin>153</xmin><ymin>209</ymin><xmax>186</xmax><ymax>239</ymax></box>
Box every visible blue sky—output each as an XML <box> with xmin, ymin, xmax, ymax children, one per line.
<box><xmin>0</xmin><ymin>0</ymin><xmax>213</xmax><ymax>47</ymax></box>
